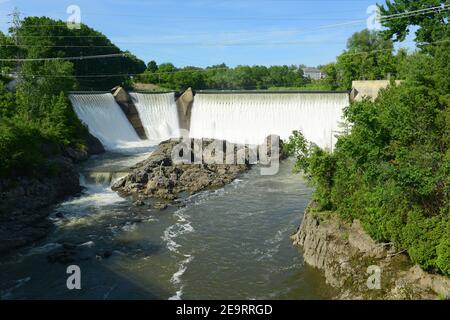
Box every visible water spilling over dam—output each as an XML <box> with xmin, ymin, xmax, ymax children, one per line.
<box><xmin>70</xmin><ymin>90</ymin><xmax>349</xmax><ymax>151</ymax></box>
<box><xmin>189</xmin><ymin>92</ymin><xmax>349</xmax><ymax>148</ymax></box>
<box><xmin>129</xmin><ymin>92</ymin><xmax>180</xmax><ymax>143</ymax></box>
<box><xmin>69</xmin><ymin>93</ymin><xmax>143</xmax><ymax>150</ymax></box>
<box><xmin>1</xmin><ymin>90</ymin><xmax>351</xmax><ymax>299</ymax></box>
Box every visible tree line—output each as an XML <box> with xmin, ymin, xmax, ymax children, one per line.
<box><xmin>135</xmin><ymin>29</ymin><xmax>409</xmax><ymax>92</ymax></box>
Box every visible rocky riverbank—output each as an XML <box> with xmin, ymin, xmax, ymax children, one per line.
<box><xmin>292</xmin><ymin>204</ymin><xmax>450</xmax><ymax>300</ymax></box>
<box><xmin>0</xmin><ymin>157</ymin><xmax>81</xmax><ymax>254</ymax></box>
<box><xmin>112</xmin><ymin>138</ymin><xmax>254</xmax><ymax>206</ymax></box>
<box><xmin>0</xmin><ymin>134</ymin><xmax>104</xmax><ymax>254</ymax></box>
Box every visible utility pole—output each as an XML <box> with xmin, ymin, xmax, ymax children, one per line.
<box><xmin>8</xmin><ymin>7</ymin><xmax>22</xmax><ymax>45</ymax></box>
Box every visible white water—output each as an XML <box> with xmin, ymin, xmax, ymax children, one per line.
<box><xmin>130</xmin><ymin>92</ymin><xmax>180</xmax><ymax>143</ymax></box>
<box><xmin>189</xmin><ymin>93</ymin><xmax>349</xmax><ymax>149</ymax></box>
<box><xmin>69</xmin><ymin>93</ymin><xmax>146</xmax><ymax>151</ymax></box>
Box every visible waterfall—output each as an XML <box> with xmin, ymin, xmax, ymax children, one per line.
<box><xmin>189</xmin><ymin>93</ymin><xmax>349</xmax><ymax>149</ymax></box>
<box><xmin>69</xmin><ymin>93</ymin><xmax>145</xmax><ymax>151</ymax></box>
<box><xmin>130</xmin><ymin>92</ymin><xmax>180</xmax><ymax>143</ymax></box>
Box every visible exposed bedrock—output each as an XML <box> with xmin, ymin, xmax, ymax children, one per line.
<box><xmin>112</xmin><ymin>136</ymin><xmax>282</xmax><ymax>205</ymax></box>
<box><xmin>63</xmin><ymin>133</ymin><xmax>105</xmax><ymax>163</ymax></box>
<box><xmin>0</xmin><ymin>157</ymin><xmax>81</xmax><ymax>254</ymax></box>
<box><xmin>111</xmin><ymin>138</ymin><xmax>252</xmax><ymax>203</ymax></box>
<box><xmin>292</xmin><ymin>206</ymin><xmax>450</xmax><ymax>299</ymax></box>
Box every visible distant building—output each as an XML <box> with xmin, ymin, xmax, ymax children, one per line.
<box><xmin>302</xmin><ymin>67</ymin><xmax>324</xmax><ymax>80</ymax></box>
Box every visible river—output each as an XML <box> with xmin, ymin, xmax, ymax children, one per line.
<box><xmin>0</xmin><ymin>151</ymin><xmax>332</xmax><ymax>300</ymax></box>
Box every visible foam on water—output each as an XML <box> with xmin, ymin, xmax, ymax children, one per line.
<box><xmin>53</xmin><ymin>174</ymin><xmax>127</xmax><ymax>227</ymax></box>
<box><xmin>162</xmin><ymin>208</ymin><xmax>196</xmax><ymax>300</ymax></box>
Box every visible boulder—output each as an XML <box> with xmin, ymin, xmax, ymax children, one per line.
<box><xmin>113</xmin><ymin>139</ymin><xmax>250</xmax><ymax>202</ymax></box>
<box><xmin>86</xmin><ymin>133</ymin><xmax>105</xmax><ymax>155</ymax></box>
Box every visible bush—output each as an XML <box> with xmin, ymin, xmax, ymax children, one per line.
<box><xmin>0</xmin><ymin>119</ymin><xmax>45</xmax><ymax>177</ymax></box>
<box><xmin>285</xmin><ymin>47</ymin><xmax>449</xmax><ymax>275</ymax></box>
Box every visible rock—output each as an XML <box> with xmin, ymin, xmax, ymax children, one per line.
<box><xmin>153</xmin><ymin>202</ymin><xmax>168</xmax><ymax>210</ymax></box>
<box><xmin>0</xmin><ymin>157</ymin><xmax>81</xmax><ymax>254</ymax></box>
<box><xmin>113</xmin><ymin>138</ymin><xmax>250</xmax><ymax>202</ymax></box>
<box><xmin>292</xmin><ymin>205</ymin><xmax>450</xmax><ymax>300</ymax></box>
<box><xmin>47</xmin><ymin>250</ymin><xmax>76</xmax><ymax>264</ymax></box>
<box><xmin>133</xmin><ymin>200</ymin><xmax>145</xmax><ymax>207</ymax></box>
<box><xmin>64</xmin><ymin>146</ymin><xmax>88</xmax><ymax>163</ymax></box>
<box><xmin>100</xmin><ymin>250</ymin><xmax>112</xmax><ymax>259</ymax></box>
<box><xmin>86</xmin><ymin>133</ymin><xmax>105</xmax><ymax>155</ymax></box>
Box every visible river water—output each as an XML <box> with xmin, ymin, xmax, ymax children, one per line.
<box><xmin>0</xmin><ymin>151</ymin><xmax>332</xmax><ymax>300</ymax></box>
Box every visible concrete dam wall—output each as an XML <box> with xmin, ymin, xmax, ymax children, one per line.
<box><xmin>69</xmin><ymin>88</ymin><xmax>350</xmax><ymax>151</ymax></box>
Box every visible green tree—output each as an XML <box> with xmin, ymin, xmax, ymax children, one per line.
<box><xmin>335</xmin><ymin>29</ymin><xmax>398</xmax><ymax>89</ymax></box>
<box><xmin>379</xmin><ymin>0</ymin><xmax>449</xmax><ymax>43</ymax></box>
<box><xmin>11</xmin><ymin>16</ymin><xmax>146</xmax><ymax>90</ymax></box>
<box><xmin>147</xmin><ymin>60</ymin><xmax>158</xmax><ymax>73</ymax></box>
<box><xmin>0</xmin><ymin>31</ymin><xmax>17</xmax><ymax>79</ymax></box>
<box><xmin>321</xmin><ymin>63</ymin><xmax>338</xmax><ymax>90</ymax></box>
<box><xmin>285</xmin><ymin>37</ymin><xmax>449</xmax><ymax>276</ymax></box>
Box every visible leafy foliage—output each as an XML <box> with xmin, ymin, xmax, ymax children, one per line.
<box><xmin>11</xmin><ymin>16</ymin><xmax>146</xmax><ymax>90</ymax></box>
<box><xmin>285</xmin><ymin>39</ymin><xmax>449</xmax><ymax>275</ymax></box>
<box><xmin>379</xmin><ymin>0</ymin><xmax>449</xmax><ymax>44</ymax></box>
<box><xmin>333</xmin><ymin>29</ymin><xmax>404</xmax><ymax>90</ymax></box>
<box><xmin>138</xmin><ymin>63</ymin><xmax>311</xmax><ymax>91</ymax></box>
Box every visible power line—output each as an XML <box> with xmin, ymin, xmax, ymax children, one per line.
<box><xmin>0</xmin><ymin>53</ymin><xmax>126</xmax><ymax>62</ymax></box>
<box><xmin>4</xmin><ymin>6</ymin><xmax>448</xmax><ymax>39</ymax></box>
<box><xmin>379</xmin><ymin>4</ymin><xmax>449</xmax><ymax>21</ymax></box>
<box><xmin>9</xmin><ymin>4</ymin><xmax>449</xmax><ymax>24</ymax></box>
<box><xmin>10</xmin><ymin>38</ymin><xmax>447</xmax><ymax>79</ymax></box>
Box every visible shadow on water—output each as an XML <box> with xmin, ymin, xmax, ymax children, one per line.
<box><xmin>0</xmin><ymin>238</ymin><xmax>170</xmax><ymax>300</ymax></box>
<box><xmin>1</xmin><ymin>154</ymin><xmax>336</xmax><ymax>300</ymax></box>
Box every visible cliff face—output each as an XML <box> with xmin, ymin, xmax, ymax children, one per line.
<box><xmin>0</xmin><ymin>157</ymin><xmax>81</xmax><ymax>254</ymax></box>
<box><xmin>292</xmin><ymin>207</ymin><xmax>450</xmax><ymax>299</ymax></box>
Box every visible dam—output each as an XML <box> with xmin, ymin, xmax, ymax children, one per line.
<box><xmin>0</xmin><ymin>89</ymin><xmax>350</xmax><ymax>300</ymax></box>
<box><xmin>69</xmin><ymin>93</ymin><xmax>143</xmax><ymax>150</ymax></box>
<box><xmin>69</xmin><ymin>89</ymin><xmax>350</xmax><ymax>150</ymax></box>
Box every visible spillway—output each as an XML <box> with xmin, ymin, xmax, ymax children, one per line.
<box><xmin>189</xmin><ymin>92</ymin><xmax>349</xmax><ymax>149</ymax></box>
<box><xmin>69</xmin><ymin>93</ymin><xmax>143</xmax><ymax>151</ymax></box>
<box><xmin>129</xmin><ymin>92</ymin><xmax>180</xmax><ymax>143</ymax></box>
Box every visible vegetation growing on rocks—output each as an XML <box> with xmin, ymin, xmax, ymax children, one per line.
<box><xmin>285</xmin><ymin>57</ymin><xmax>449</xmax><ymax>275</ymax></box>
<box><xmin>285</xmin><ymin>1</ymin><xmax>449</xmax><ymax>276</ymax></box>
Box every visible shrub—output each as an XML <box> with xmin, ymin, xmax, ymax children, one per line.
<box><xmin>285</xmin><ymin>47</ymin><xmax>449</xmax><ymax>275</ymax></box>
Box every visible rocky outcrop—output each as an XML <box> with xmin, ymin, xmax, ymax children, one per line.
<box><xmin>0</xmin><ymin>157</ymin><xmax>81</xmax><ymax>254</ymax></box>
<box><xmin>112</xmin><ymin>138</ymin><xmax>252</xmax><ymax>203</ymax></box>
<box><xmin>86</xmin><ymin>133</ymin><xmax>105</xmax><ymax>155</ymax></box>
<box><xmin>63</xmin><ymin>133</ymin><xmax>105</xmax><ymax>163</ymax></box>
<box><xmin>292</xmin><ymin>206</ymin><xmax>450</xmax><ymax>299</ymax></box>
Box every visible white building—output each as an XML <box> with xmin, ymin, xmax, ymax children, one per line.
<box><xmin>302</xmin><ymin>67</ymin><xmax>324</xmax><ymax>80</ymax></box>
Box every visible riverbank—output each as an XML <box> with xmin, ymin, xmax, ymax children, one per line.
<box><xmin>0</xmin><ymin>157</ymin><xmax>333</xmax><ymax>300</ymax></box>
<box><xmin>0</xmin><ymin>135</ymin><xmax>105</xmax><ymax>254</ymax></box>
<box><xmin>291</xmin><ymin>204</ymin><xmax>450</xmax><ymax>299</ymax></box>
<box><xmin>0</xmin><ymin>156</ymin><xmax>81</xmax><ymax>254</ymax></box>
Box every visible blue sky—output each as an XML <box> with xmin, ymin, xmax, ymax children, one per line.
<box><xmin>0</xmin><ymin>0</ymin><xmax>416</xmax><ymax>67</ymax></box>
